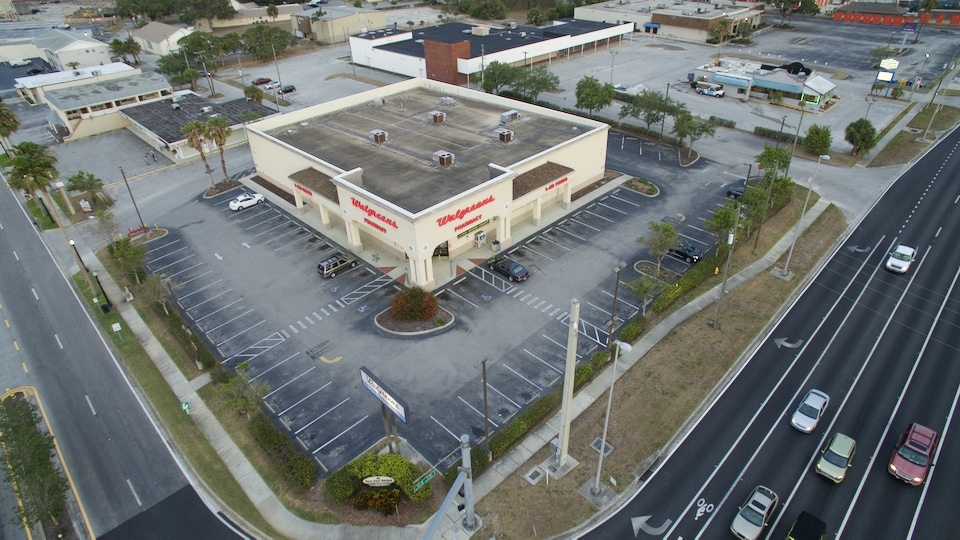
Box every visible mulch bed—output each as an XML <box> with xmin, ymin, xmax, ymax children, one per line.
<box><xmin>205</xmin><ymin>179</ymin><xmax>242</xmax><ymax>197</ymax></box>
<box><xmin>375</xmin><ymin>308</ymin><xmax>453</xmax><ymax>333</ymax></box>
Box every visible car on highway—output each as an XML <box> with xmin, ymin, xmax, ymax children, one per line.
<box><xmin>252</xmin><ymin>77</ymin><xmax>272</xmax><ymax>86</ymax></box>
<box><xmin>317</xmin><ymin>253</ymin><xmax>358</xmax><ymax>277</ymax></box>
<box><xmin>669</xmin><ymin>239</ymin><xmax>702</xmax><ymax>263</ymax></box>
<box><xmin>786</xmin><ymin>511</ymin><xmax>826</xmax><ymax>540</ymax></box>
<box><xmin>815</xmin><ymin>432</ymin><xmax>856</xmax><ymax>483</ymax></box>
<box><xmin>790</xmin><ymin>389</ymin><xmax>829</xmax><ymax>433</ymax></box>
<box><xmin>888</xmin><ymin>422</ymin><xmax>937</xmax><ymax>486</ymax></box>
<box><xmin>885</xmin><ymin>244</ymin><xmax>916</xmax><ymax>273</ymax></box>
<box><xmin>228</xmin><ymin>192</ymin><xmax>265</xmax><ymax>211</ymax></box>
<box><xmin>278</xmin><ymin>84</ymin><xmax>296</xmax><ymax>95</ymax></box>
<box><xmin>730</xmin><ymin>485</ymin><xmax>778</xmax><ymax>540</ymax></box>
<box><xmin>487</xmin><ymin>256</ymin><xmax>530</xmax><ymax>281</ymax></box>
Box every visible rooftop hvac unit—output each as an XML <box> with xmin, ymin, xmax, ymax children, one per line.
<box><xmin>371</xmin><ymin>98</ymin><xmax>385</xmax><ymax>107</ymax></box>
<box><xmin>172</xmin><ymin>103</ymin><xmax>181</xmax><ymax>110</ymax></box>
<box><xmin>500</xmin><ymin>110</ymin><xmax>521</xmax><ymax>124</ymax></box>
<box><xmin>440</xmin><ymin>96</ymin><xmax>456</xmax><ymax>106</ymax></box>
<box><xmin>507</xmin><ymin>21</ymin><xmax>517</xmax><ymax>29</ymax></box>
<box><xmin>471</xmin><ymin>26</ymin><xmax>490</xmax><ymax>36</ymax></box>
<box><xmin>434</xmin><ymin>151</ymin><xmax>454</xmax><ymax>167</ymax></box>
<box><xmin>431</xmin><ymin>111</ymin><xmax>445</xmax><ymax>123</ymax></box>
<box><xmin>495</xmin><ymin>128</ymin><xmax>513</xmax><ymax>143</ymax></box>
<box><xmin>682</xmin><ymin>10</ymin><xmax>692</xmax><ymax>15</ymax></box>
<box><xmin>656</xmin><ymin>3</ymin><xmax>666</xmax><ymax>8</ymax></box>
<box><xmin>201</xmin><ymin>106</ymin><xmax>213</xmax><ymax>113</ymax></box>
<box><xmin>370</xmin><ymin>129</ymin><xmax>387</xmax><ymax>143</ymax></box>
<box><xmin>520</xmin><ymin>32</ymin><xmax>526</xmax><ymax>37</ymax></box>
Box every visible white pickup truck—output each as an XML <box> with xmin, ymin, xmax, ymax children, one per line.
<box><xmin>8</xmin><ymin>58</ymin><xmax>32</xmax><ymax>67</ymax></box>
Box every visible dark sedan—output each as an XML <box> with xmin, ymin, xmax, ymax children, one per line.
<box><xmin>487</xmin><ymin>256</ymin><xmax>530</xmax><ymax>281</ymax></box>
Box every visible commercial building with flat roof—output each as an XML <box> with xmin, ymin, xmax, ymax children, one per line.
<box><xmin>245</xmin><ymin>78</ymin><xmax>608</xmax><ymax>289</ymax></box>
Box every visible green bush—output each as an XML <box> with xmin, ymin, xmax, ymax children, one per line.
<box><xmin>591</xmin><ymin>351</ymin><xmax>610</xmax><ymax>369</ymax></box>
<box><xmin>754</xmin><ymin>126</ymin><xmax>802</xmax><ymax>145</ymax></box>
<box><xmin>352</xmin><ymin>488</ymin><xmax>400</xmax><ymax>514</ymax></box>
<box><xmin>709</xmin><ymin>116</ymin><xmax>736</xmax><ymax>129</ymax></box>
<box><xmin>651</xmin><ymin>253</ymin><xmax>721</xmax><ymax>313</ymax></box>
<box><xmin>618</xmin><ymin>316</ymin><xmax>647</xmax><ymax>344</ymax></box>
<box><xmin>324</xmin><ymin>467</ymin><xmax>358</xmax><ymax>504</ymax></box>
<box><xmin>249</xmin><ymin>412</ymin><xmax>318</xmax><ymax>491</ymax></box>
<box><xmin>390</xmin><ymin>286</ymin><xmax>439</xmax><ymax>321</ymax></box>
<box><xmin>347</xmin><ymin>452</ymin><xmax>432</xmax><ymax>504</ymax></box>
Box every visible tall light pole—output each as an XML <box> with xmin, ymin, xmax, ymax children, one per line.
<box><xmin>660</xmin><ymin>82</ymin><xmax>671</xmax><ymax>139</ymax></box>
<box><xmin>69</xmin><ymin>239</ymin><xmax>95</xmax><ymax>295</ymax></box>
<box><xmin>592</xmin><ymin>340</ymin><xmax>632</xmax><ymax>495</ymax></box>
<box><xmin>712</xmin><ymin>202</ymin><xmax>741</xmax><ymax>330</ymax></box>
<box><xmin>908</xmin><ymin>52</ymin><xmax>929</xmax><ymax>102</ymax></box>
<box><xmin>782</xmin><ymin>102</ymin><xmax>806</xmax><ymax>181</ymax></box>
<box><xmin>865</xmin><ymin>95</ymin><xmax>878</xmax><ymax>120</ymax></box>
<box><xmin>606</xmin><ymin>263</ymin><xmax>626</xmax><ymax>347</ymax></box>
<box><xmin>119</xmin><ymin>167</ymin><xmax>146</xmax><ymax>231</ymax></box>
<box><xmin>782</xmin><ymin>155</ymin><xmax>828</xmax><ymax>277</ymax></box>
<box><xmin>271</xmin><ymin>44</ymin><xmax>283</xmax><ymax>112</ymax></box>
<box><xmin>609</xmin><ymin>50</ymin><xmax>619</xmax><ymax>85</ymax></box>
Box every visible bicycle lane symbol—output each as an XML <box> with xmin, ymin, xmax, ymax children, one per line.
<box><xmin>694</xmin><ymin>498</ymin><xmax>714</xmax><ymax>520</ymax></box>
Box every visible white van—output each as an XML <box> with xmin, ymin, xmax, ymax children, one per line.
<box><xmin>8</xmin><ymin>58</ymin><xmax>31</xmax><ymax>67</ymax></box>
<box><xmin>696</xmin><ymin>81</ymin><xmax>724</xmax><ymax>98</ymax></box>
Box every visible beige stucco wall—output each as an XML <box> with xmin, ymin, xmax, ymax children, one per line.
<box><xmin>245</xmin><ymin>78</ymin><xmax>608</xmax><ymax>289</ymax></box>
<box><xmin>46</xmin><ymin>44</ymin><xmax>112</xmax><ymax>70</ymax></box>
<box><xmin>62</xmin><ymin>112</ymin><xmax>131</xmax><ymax>142</ymax></box>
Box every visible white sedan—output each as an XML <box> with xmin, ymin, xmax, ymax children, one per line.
<box><xmin>885</xmin><ymin>244</ymin><xmax>916</xmax><ymax>273</ymax></box>
<box><xmin>229</xmin><ymin>192</ymin><xmax>265</xmax><ymax>211</ymax></box>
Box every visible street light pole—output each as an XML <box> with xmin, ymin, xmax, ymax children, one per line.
<box><xmin>865</xmin><ymin>96</ymin><xmax>878</xmax><ymax>120</ymax></box>
<box><xmin>609</xmin><ymin>50</ymin><xmax>619</xmax><ymax>85</ymax></box>
<box><xmin>271</xmin><ymin>44</ymin><xmax>283</xmax><ymax>113</ymax></box>
<box><xmin>606</xmin><ymin>263</ymin><xmax>625</xmax><ymax>347</ymax></box>
<box><xmin>712</xmin><ymin>202</ymin><xmax>741</xmax><ymax>330</ymax></box>
<box><xmin>782</xmin><ymin>155</ymin><xmax>828</xmax><ymax>277</ymax></box>
<box><xmin>593</xmin><ymin>340</ymin><xmax>632</xmax><ymax>495</ymax></box>
<box><xmin>119</xmin><ymin>167</ymin><xmax>146</xmax><ymax>231</ymax></box>
<box><xmin>908</xmin><ymin>52</ymin><xmax>929</xmax><ymax>103</ymax></box>
<box><xmin>660</xmin><ymin>82</ymin><xmax>671</xmax><ymax>139</ymax></box>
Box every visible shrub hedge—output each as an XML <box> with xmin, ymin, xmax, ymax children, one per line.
<box><xmin>249</xmin><ymin>411</ymin><xmax>317</xmax><ymax>491</ymax></box>
<box><xmin>347</xmin><ymin>452</ymin><xmax>433</xmax><ymax>504</ymax></box>
<box><xmin>754</xmin><ymin>125</ymin><xmax>802</xmax><ymax>145</ymax></box>
<box><xmin>390</xmin><ymin>287</ymin><xmax>439</xmax><ymax>321</ymax></box>
<box><xmin>489</xmin><ymin>390</ymin><xmax>561</xmax><ymax>457</ymax></box>
<box><xmin>709</xmin><ymin>116</ymin><xmax>736</xmax><ymax>129</ymax></box>
<box><xmin>323</xmin><ymin>467</ymin><xmax>357</xmax><ymax>504</ymax></box>
<box><xmin>651</xmin><ymin>252</ymin><xmax>721</xmax><ymax>313</ymax></box>
<box><xmin>618</xmin><ymin>317</ymin><xmax>647</xmax><ymax>344</ymax></box>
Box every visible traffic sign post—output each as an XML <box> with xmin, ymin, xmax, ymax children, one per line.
<box><xmin>182</xmin><ymin>401</ymin><xmax>191</xmax><ymax>415</ymax></box>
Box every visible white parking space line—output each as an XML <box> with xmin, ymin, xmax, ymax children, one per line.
<box><xmin>305</xmin><ymin>315</ymin><xmax>315</xmax><ymax>324</ymax></box>
<box><xmin>596</xmin><ymin>201</ymin><xmax>628</xmax><ymax>215</ymax></box>
<box><xmin>54</xmin><ymin>334</ymin><xmax>63</xmax><ymax>349</ymax></box>
<box><xmin>252</xmin><ymin>352</ymin><xmax>300</xmax><ymax>380</ymax></box>
<box><xmin>150</xmin><ymin>253</ymin><xmax>196</xmax><ymax>273</ymax></box>
<box><xmin>583</xmin><ymin>208</ymin><xmax>615</xmax><ymax>223</ymax></box>
<box><xmin>609</xmin><ymin>193</ymin><xmax>641</xmax><ymax>208</ymax></box>
<box><xmin>524</xmin><ymin>349</ymin><xmax>563</xmax><ymax>374</ymax></box>
<box><xmin>298</xmin><ymin>321</ymin><xmax>307</xmax><ymax>329</ymax></box>
<box><xmin>541</xmin><ymin>333</ymin><xmax>569</xmax><ymax>354</ymax></box>
<box><xmin>146</xmin><ymin>246</ymin><xmax>189</xmax><ymax>267</ymax></box>
<box><xmin>145</xmin><ymin>238</ymin><xmax>180</xmax><ymax>254</ymax></box>
<box><xmin>179</xmin><ymin>279</ymin><xmax>224</xmax><ymax>299</ymax></box>
<box><xmin>503</xmin><ymin>363</ymin><xmax>544</xmax><ymax>392</ymax></box>
<box><xmin>328</xmin><ymin>303</ymin><xmax>339</xmax><ymax>312</ymax></box>
<box><xmin>244</xmin><ymin>214</ymin><xmax>283</xmax><ymax>230</ymax></box>
<box><xmin>216</xmin><ymin>319</ymin><xmax>266</xmax><ymax>346</ymax></box>
<box><xmin>534</xmin><ymin>300</ymin><xmax>545</xmax><ymax>309</ymax></box>
<box><xmin>85</xmin><ymin>395</ymin><xmax>97</xmax><ymax>415</ymax></box>
<box><xmin>178</xmin><ymin>269</ymin><xmax>214</xmax><ymax>287</ymax></box>
<box><xmin>314</xmin><ymin>415</ymin><xmax>370</xmax><ymax>453</ymax></box>
<box><xmin>313</xmin><ymin>311</ymin><xmax>323</xmax><ymax>320</ymax></box>
<box><xmin>541</xmin><ymin>303</ymin><xmax>553</xmax><ymax>313</ymax></box>
<box><xmin>550</xmin><ymin>308</ymin><xmax>562</xmax><ymax>317</ymax></box>
<box><xmin>536</xmin><ymin>233</ymin><xmax>570</xmax><ymax>250</ymax></box>
<box><xmin>168</xmin><ymin>261</ymin><xmax>205</xmax><ymax>279</ymax></box>
<box><xmin>430</xmin><ymin>415</ymin><xmax>460</xmax><ymax>442</ymax></box>
<box><xmin>486</xmin><ymin>383</ymin><xmax>521</xmax><ymax>409</ymax></box>
<box><xmin>202</xmin><ymin>307</ymin><xmax>253</xmax><ymax>331</ymax></box>
<box><xmin>584</xmin><ymin>300</ymin><xmax>608</xmax><ymax>313</ymax></box>
<box><xmin>278</xmin><ymin>381</ymin><xmax>332</xmax><ymax>416</ymax></box>
<box><xmin>289</xmin><ymin>325</ymin><xmax>299</xmax><ymax>334</ymax></box>
<box><xmin>458</xmin><ymin>396</ymin><xmax>499</xmax><ymax>427</ymax></box>
<box><xmin>265</xmin><ymin>366</ymin><xmax>318</xmax><ymax>399</ymax></box>
<box><xmin>441</xmin><ymin>289</ymin><xmax>480</xmax><ymax>309</ymax></box>
<box><xmin>555</xmin><ymin>223</ymin><xmax>587</xmax><ymax>241</ymax></box>
<box><xmin>600</xmin><ymin>288</ymin><xmax>640</xmax><ymax>312</ymax></box>
<box><xmin>255</xmin><ymin>220</ymin><xmax>293</xmax><ymax>237</ymax></box>
<box><xmin>186</xmin><ymin>289</ymin><xmax>231</xmax><ymax>311</ymax></box>
<box><xmin>263</xmin><ymin>226</ymin><xmax>305</xmax><ymax>244</ymax></box>
<box><xmin>194</xmin><ymin>298</ymin><xmax>242</xmax><ymax>321</ymax></box>
<box><xmin>295</xmin><ymin>397</ymin><xmax>351</xmax><ymax>434</ymax></box>
<box><xmin>522</xmin><ymin>244</ymin><xmax>554</xmax><ymax>261</ymax></box>
<box><xmin>274</xmin><ymin>232</ymin><xmax>319</xmax><ymax>252</ymax></box>
<box><xmin>569</xmin><ymin>216</ymin><xmax>601</xmax><ymax>231</ymax></box>
<box><xmin>513</xmin><ymin>289</ymin><xmax>525</xmax><ymax>299</ymax></box>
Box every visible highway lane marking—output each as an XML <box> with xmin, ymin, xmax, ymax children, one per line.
<box><xmin>651</xmin><ymin>238</ymin><xmax>888</xmax><ymax>540</ymax></box>
<box><xmin>12</xmin><ymin>250</ymin><xmax>18</xmax><ymax>261</ymax></box>
<box><xmin>13</xmin><ymin>340</ymin><xmax>18</xmax><ymax>351</ymax></box>
<box><xmin>85</xmin><ymin>395</ymin><xmax>96</xmax><ymax>415</ymax></box>
<box><xmin>126</xmin><ymin>479</ymin><xmax>142</xmax><ymax>506</ymax></box>
<box><xmin>4</xmin><ymin>319</ymin><xmax>9</xmax><ymax>328</ymax></box>
<box><xmin>21</xmin><ymin>363</ymin><xmax>27</xmax><ymax>373</ymax></box>
<box><xmin>54</xmin><ymin>334</ymin><xmax>63</xmax><ymax>349</ymax></box>
<box><xmin>31</xmin><ymin>288</ymin><xmax>38</xmax><ymax>300</ymax></box>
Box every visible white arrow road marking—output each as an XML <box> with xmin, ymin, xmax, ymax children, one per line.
<box><xmin>632</xmin><ymin>515</ymin><xmax>672</xmax><ymax>536</ymax></box>
<box><xmin>215</xmin><ymin>253</ymin><xmax>223</xmax><ymax>260</ymax></box>
<box><xmin>774</xmin><ymin>337</ymin><xmax>803</xmax><ymax>349</ymax></box>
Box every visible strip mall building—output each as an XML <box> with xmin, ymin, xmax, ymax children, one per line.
<box><xmin>245</xmin><ymin>78</ymin><xmax>608</xmax><ymax>289</ymax></box>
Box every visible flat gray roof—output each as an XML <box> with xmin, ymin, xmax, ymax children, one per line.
<box><xmin>45</xmin><ymin>72</ymin><xmax>171</xmax><ymax>110</ymax></box>
<box><xmin>123</xmin><ymin>92</ymin><xmax>277</xmax><ymax>145</ymax></box>
<box><xmin>268</xmin><ymin>88</ymin><xmax>591</xmax><ymax>214</ymax></box>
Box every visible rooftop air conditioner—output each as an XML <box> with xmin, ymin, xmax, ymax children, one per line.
<box><xmin>471</xmin><ymin>26</ymin><xmax>490</xmax><ymax>36</ymax></box>
<box><xmin>495</xmin><ymin>128</ymin><xmax>513</xmax><ymax>143</ymax></box>
<box><xmin>201</xmin><ymin>106</ymin><xmax>213</xmax><ymax>113</ymax></box>
<box><xmin>370</xmin><ymin>129</ymin><xmax>387</xmax><ymax>143</ymax></box>
<box><xmin>500</xmin><ymin>110</ymin><xmax>521</xmax><ymax>124</ymax></box>
<box><xmin>431</xmin><ymin>111</ymin><xmax>445</xmax><ymax>123</ymax></box>
<box><xmin>172</xmin><ymin>103</ymin><xmax>181</xmax><ymax>110</ymax></box>
<box><xmin>440</xmin><ymin>96</ymin><xmax>456</xmax><ymax>106</ymax></box>
<box><xmin>682</xmin><ymin>10</ymin><xmax>692</xmax><ymax>15</ymax></box>
<box><xmin>508</xmin><ymin>21</ymin><xmax>517</xmax><ymax>29</ymax></box>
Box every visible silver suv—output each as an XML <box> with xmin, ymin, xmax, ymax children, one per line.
<box><xmin>317</xmin><ymin>254</ymin><xmax>357</xmax><ymax>278</ymax></box>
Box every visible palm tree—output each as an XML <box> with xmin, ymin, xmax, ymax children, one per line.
<box><xmin>8</xmin><ymin>142</ymin><xmax>58</xmax><ymax>221</ymax></box>
<box><xmin>206</xmin><ymin>117</ymin><xmax>233</xmax><ymax>182</ymax></box>
<box><xmin>914</xmin><ymin>0</ymin><xmax>939</xmax><ymax>43</ymax></box>
<box><xmin>124</xmin><ymin>36</ymin><xmax>142</xmax><ymax>64</ymax></box>
<box><xmin>0</xmin><ymin>102</ymin><xmax>21</xmax><ymax>154</ymax></box>
<box><xmin>711</xmin><ymin>18</ymin><xmax>733</xmax><ymax>65</ymax></box>
<box><xmin>243</xmin><ymin>85</ymin><xmax>264</xmax><ymax>104</ymax></box>
<box><xmin>110</xmin><ymin>38</ymin><xmax>129</xmax><ymax>63</ymax></box>
<box><xmin>181</xmin><ymin>121</ymin><xmax>217</xmax><ymax>188</ymax></box>
<box><xmin>266</xmin><ymin>3</ymin><xmax>279</xmax><ymax>21</ymax></box>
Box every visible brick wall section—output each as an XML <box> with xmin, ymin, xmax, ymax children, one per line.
<box><xmin>424</xmin><ymin>40</ymin><xmax>470</xmax><ymax>85</ymax></box>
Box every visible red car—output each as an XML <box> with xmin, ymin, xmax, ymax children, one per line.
<box><xmin>251</xmin><ymin>77</ymin><xmax>272</xmax><ymax>86</ymax></box>
<box><xmin>888</xmin><ymin>423</ymin><xmax>937</xmax><ymax>486</ymax></box>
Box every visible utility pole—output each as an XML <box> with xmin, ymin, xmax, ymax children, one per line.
<box><xmin>712</xmin><ymin>202</ymin><xmax>741</xmax><ymax>329</ymax></box>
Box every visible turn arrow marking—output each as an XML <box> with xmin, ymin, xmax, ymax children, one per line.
<box><xmin>774</xmin><ymin>337</ymin><xmax>803</xmax><ymax>349</ymax></box>
<box><xmin>632</xmin><ymin>515</ymin><xmax>672</xmax><ymax>537</ymax></box>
